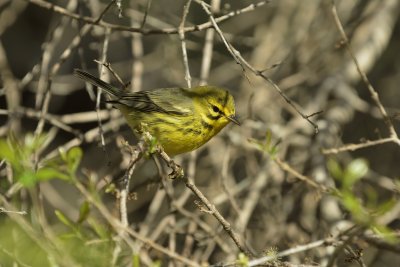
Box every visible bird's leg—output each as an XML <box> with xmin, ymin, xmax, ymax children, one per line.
<box><xmin>140</xmin><ymin>130</ymin><xmax>184</xmax><ymax>179</ymax></box>
<box><xmin>157</xmin><ymin>149</ymin><xmax>184</xmax><ymax>179</ymax></box>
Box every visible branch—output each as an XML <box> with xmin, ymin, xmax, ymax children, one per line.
<box><xmin>153</xmin><ymin>140</ymin><xmax>252</xmax><ymax>256</ymax></box>
<box><xmin>199</xmin><ymin>1</ymin><xmax>320</xmax><ymax>133</ymax></box>
<box><xmin>179</xmin><ymin>0</ymin><xmax>193</xmax><ymax>88</ymax></box>
<box><xmin>25</xmin><ymin>0</ymin><xmax>269</xmax><ymax>35</ymax></box>
<box><xmin>331</xmin><ymin>1</ymin><xmax>400</xmax><ymax>145</ymax></box>
<box><xmin>322</xmin><ymin>137</ymin><xmax>395</xmax><ymax>154</ymax></box>
<box><xmin>73</xmin><ymin>181</ymin><xmax>201</xmax><ymax>267</ymax></box>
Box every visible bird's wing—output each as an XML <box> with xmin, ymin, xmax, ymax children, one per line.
<box><xmin>74</xmin><ymin>69</ymin><xmax>122</xmax><ymax>97</ymax></box>
<box><xmin>110</xmin><ymin>88</ymin><xmax>193</xmax><ymax>115</ymax></box>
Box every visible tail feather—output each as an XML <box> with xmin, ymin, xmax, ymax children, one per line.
<box><xmin>73</xmin><ymin>69</ymin><xmax>121</xmax><ymax>97</ymax></box>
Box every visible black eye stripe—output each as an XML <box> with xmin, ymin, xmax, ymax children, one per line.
<box><xmin>207</xmin><ymin>113</ymin><xmax>222</xmax><ymax>121</ymax></box>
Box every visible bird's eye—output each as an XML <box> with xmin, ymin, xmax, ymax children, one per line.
<box><xmin>212</xmin><ymin>105</ymin><xmax>220</xmax><ymax>113</ymax></box>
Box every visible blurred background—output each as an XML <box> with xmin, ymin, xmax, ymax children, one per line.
<box><xmin>1</xmin><ymin>0</ymin><xmax>400</xmax><ymax>266</ymax></box>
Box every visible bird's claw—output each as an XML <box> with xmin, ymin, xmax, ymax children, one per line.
<box><xmin>168</xmin><ymin>164</ymin><xmax>184</xmax><ymax>179</ymax></box>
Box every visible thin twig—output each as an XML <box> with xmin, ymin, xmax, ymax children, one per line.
<box><xmin>220</xmin><ymin>145</ymin><xmax>241</xmax><ymax>216</ymax></box>
<box><xmin>234</xmin><ymin>163</ymin><xmax>269</xmax><ymax>235</ymax></box>
<box><xmin>43</xmin><ymin>117</ymin><xmax>125</xmax><ymax>161</ymax></box>
<box><xmin>60</xmin><ymin>109</ymin><xmax>117</xmax><ymax>124</ymax></box>
<box><xmin>326</xmin><ymin>227</ymin><xmax>365</xmax><ymax>267</ymax></box>
<box><xmin>140</xmin><ymin>0</ymin><xmax>152</xmax><ymax>29</ymax></box>
<box><xmin>26</xmin><ymin>0</ymin><xmax>269</xmax><ymax>35</ymax></box>
<box><xmin>131</xmin><ymin>10</ymin><xmax>144</xmax><ymax>92</ymax></box>
<box><xmin>248</xmin><ymin>228</ymin><xmax>364</xmax><ymax>267</ymax></box>
<box><xmin>179</xmin><ymin>0</ymin><xmax>193</xmax><ymax>88</ymax></box>
<box><xmin>199</xmin><ymin>1</ymin><xmax>320</xmax><ymax>133</ymax></box>
<box><xmin>154</xmin><ymin>143</ymin><xmax>251</xmax><ymax>256</ymax></box>
<box><xmin>116</xmin><ymin>0</ymin><xmax>123</xmax><ymax>18</ymax></box>
<box><xmin>274</xmin><ymin>157</ymin><xmax>328</xmax><ymax>191</ymax></box>
<box><xmin>199</xmin><ymin>0</ymin><xmax>219</xmax><ymax>85</ymax></box>
<box><xmin>73</xmin><ymin>181</ymin><xmax>201</xmax><ymax>267</ymax></box>
<box><xmin>0</xmin><ymin>40</ymin><xmax>21</xmax><ymax>134</ymax></box>
<box><xmin>35</xmin><ymin>0</ymin><xmax>77</xmax><ymax>109</ymax></box>
<box><xmin>321</xmin><ymin>137</ymin><xmax>395</xmax><ymax>154</ymax></box>
<box><xmin>94</xmin><ymin>60</ymin><xmax>126</xmax><ymax>88</ymax></box>
<box><xmin>96</xmin><ymin>29</ymin><xmax>111</xmax><ymax>159</ymax></box>
<box><xmin>119</xmin><ymin>145</ymin><xmax>143</xmax><ymax>226</ymax></box>
<box><xmin>184</xmin><ymin>179</ymin><xmax>251</xmax><ymax>256</ymax></box>
<box><xmin>331</xmin><ymin>1</ymin><xmax>399</xmax><ymax>145</ymax></box>
<box><xmin>34</xmin><ymin>0</ymin><xmax>116</xmax><ymax>139</ymax></box>
<box><xmin>247</xmin><ymin>238</ymin><xmax>331</xmax><ymax>266</ymax></box>
<box><xmin>0</xmin><ymin>207</ymin><xmax>27</xmax><ymax>215</ymax></box>
<box><xmin>0</xmin><ymin>108</ymin><xmax>82</xmax><ymax>138</ymax></box>
<box><xmin>0</xmin><ymin>196</ymin><xmax>79</xmax><ymax>266</ymax></box>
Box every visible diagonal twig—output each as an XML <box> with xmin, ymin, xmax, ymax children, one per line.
<box><xmin>199</xmin><ymin>1</ymin><xmax>320</xmax><ymax>133</ymax></box>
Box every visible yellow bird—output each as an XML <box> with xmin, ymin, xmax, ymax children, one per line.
<box><xmin>74</xmin><ymin>69</ymin><xmax>239</xmax><ymax>156</ymax></box>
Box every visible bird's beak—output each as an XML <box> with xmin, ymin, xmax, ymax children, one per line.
<box><xmin>227</xmin><ymin>115</ymin><xmax>241</xmax><ymax>125</ymax></box>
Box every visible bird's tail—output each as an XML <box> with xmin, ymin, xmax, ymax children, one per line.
<box><xmin>74</xmin><ymin>69</ymin><xmax>121</xmax><ymax>97</ymax></box>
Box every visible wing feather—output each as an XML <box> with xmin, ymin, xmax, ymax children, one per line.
<box><xmin>112</xmin><ymin>88</ymin><xmax>193</xmax><ymax>115</ymax></box>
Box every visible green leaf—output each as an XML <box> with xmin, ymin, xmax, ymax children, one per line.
<box><xmin>327</xmin><ymin>158</ymin><xmax>343</xmax><ymax>180</ymax></box>
<box><xmin>24</xmin><ymin>133</ymin><xmax>47</xmax><ymax>153</ymax></box>
<box><xmin>59</xmin><ymin>147</ymin><xmax>68</xmax><ymax>162</ymax></box>
<box><xmin>132</xmin><ymin>254</ymin><xmax>141</xmax><ymax>267</ymax></box>
<box><xmin>269</xmin><ymin>146</ymin><xmax>278</xmax><ymax>158</ymax></box>
<box><xmin>77</xmin><ymin>201</ymin><xmax>90</xmax><ymax>224</ymax></box>
<box><xmin>36</xmin><ymin>167</ymin><xmax>70</xmax><ymax>181</ymax></box>
<box><xmin>88</xmin><ymin>218</ymin><xmax>109</xmax><ymax>239</ymax></box>
<box><xmin>344</xmin><ymin>158</ymin><xmax>368</xmax><ymax>188</ymax></box>
<box><xmin>265</xmin><ymin>130</ymin><xmax>272</xmax><ymax>148</ymax></box>
<box><xmin>342</xmin><ymin>192</ymin><xmax>368</xmax><ymax>223</ymax></box>
<box><xmin>374</xmin><ymin>198</ymin><xmax>397</xmax><ymax>216</ymax></box>
<box><xmin>364</xmin><ymin>185</ymin><xmax>378</xmax><ymax>208</ymax></box>
<box><xmin>0</xmin><ymin>139</ymin><xmax>17</xmax><ymax>166</ymax></box>
<box><xmin>18</xmin><ymin>170</ymin><xmax>37</xmax><ymax>187</ymax></box>
<box><xmin>372</xmin><ymin>225</ymin><xmax>399</xmax><ymax>244</ymax></box>
<box><xmin>150</xmin><ymin>260</ymin><xmax>161</xmax><ymax>267</ymax></box>
<box><xmin>105</xmin><ymin>183</ymin><xmax>116</xmax><ymax>194</ymax></box>
<box><xmin>58</xmin><ymin>233</ymin><xmax>79</xmax><ymax>240</ymax></box>
<box><xmin>146</xmin><ymin>136</ymin><xmax>159</xmax><ymax>155</ymax></box>
<box><xmin>66</xmin><ymin>147</ymin><xmax>83</xmax><ymax>173</ymax></box>
<box><xmin>55</xmin><ymin>210</ymin><xmax>74</xmax><ymax>228</ymax></box>
<box><xmin>248</xmin><ymin>138</ymin><xmax>264</xmax><ymax>151</ymax></box>
<box><xmin>237</xmin><ymin>253</ymin><xmax>249</xmax><ymax>266</ymax></box>
<box><xmin>248</xmin><ymin>130</ymin><xmax>280</xmax><ymax>156</ymax></box>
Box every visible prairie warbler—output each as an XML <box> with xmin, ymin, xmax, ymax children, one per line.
<box><xmin>74</xmin><ymin>69</ymin><xmax>239</xmax><ymax>156</ymax></box>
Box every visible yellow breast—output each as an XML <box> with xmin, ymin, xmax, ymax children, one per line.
<box><xmin>120</xmin><ymin>108</ymin><xmax>228</xmax><ymax>156</ymax></box>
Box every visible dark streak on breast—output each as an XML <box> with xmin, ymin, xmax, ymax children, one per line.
<box><xmin>201</xmin><ymin>120</ymin><xmax>214</xmax><ymax>130</ymax></box>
